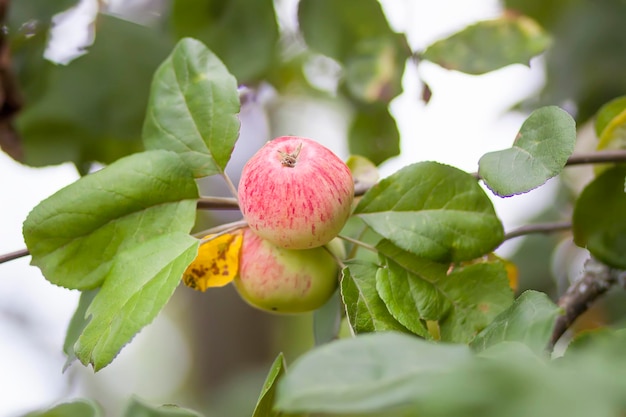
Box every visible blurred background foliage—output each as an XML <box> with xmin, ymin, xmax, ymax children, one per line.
<box><xmin>3</xmin><ymin>0</ymin><xmax>626</xmax><ymax>416</ymax></box>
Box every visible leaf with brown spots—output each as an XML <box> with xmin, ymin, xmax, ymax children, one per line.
<box><xmin>183</xmin><ymin>231</ymin><xmax>243</xmax><ymax>291</ymax></box>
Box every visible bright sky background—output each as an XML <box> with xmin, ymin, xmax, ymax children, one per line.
<box><xmin>0</xmin><ymin>1</ymin><xmax>556</xmax><ymax>415</ymax></box>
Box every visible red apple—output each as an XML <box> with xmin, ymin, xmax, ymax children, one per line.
<box><xmin>234</xmin><ymin>228</ymin><xmax>345</xmax><ymax>313</ymax></box>
<box><xmin>238</xmin><ymin>136</ymin><xmax>354</xmax><ymax>249</ymax></box>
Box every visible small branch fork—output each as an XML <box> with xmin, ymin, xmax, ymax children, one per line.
<box><xmin>549</xmin><ymin>258</ymin><xmax>626</xmax><ymax>351</ymax></box>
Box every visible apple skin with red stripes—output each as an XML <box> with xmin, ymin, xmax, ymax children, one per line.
<box><xmin>238</xmin><ymin>136</ymin><xmax>354</xmax><ymax>249</ymax></box>
<box><xmin>234</xmin><ymin>228</ymin><xmax>344</xmax><ymax>314</ymax></box>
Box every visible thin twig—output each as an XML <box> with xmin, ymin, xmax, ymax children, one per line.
<box><xmin>548</xmin><ymin>258</ymin><xmax>625</xmax><ymax>351</ymax></box>
<box><xmin>193</xmin><ymin>219</ymin><xmax>248</xmax><ymax>239</ymax></box>
<box><xmin>503</xmin><ymin>221</ymin><xmax>572</xmax><ymax>241</ymax></box>
<box><xmin>472</xmin><ymin>149</ymin><xmax>626</xmax><ymax>180</ymax></box>
<box><xmin>565</xmin><ymin>149</ymin><xmax>626</xmax><ymax>165</ymax></box>
<box><xmin>0</xmin><ymin>248</ymin><xmax>29</xmax><ymax>264</ymax></box>
<box><xmin>196</xmin><ymin>196</ymin><xmax>240</xmax><ymax>210</ymax></box>
<box><xmin>323</xmin><ymin>245</ymin><xmax>346</xmax><ymax>270</ymax></box>
<box><xmin>221</xmin><ymin>172</ymin><xmax>240</xmax><ymax>201</ymax></box>
<box><xmin>338</xmin><ymin>234</ymin><xmax>378</xmax><ymax>254</ymax></box>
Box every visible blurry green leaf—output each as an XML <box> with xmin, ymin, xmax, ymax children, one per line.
<box><xmin>265</xmin><ymin>52</ymin><xmax>317</xmax><ymax>95</ymax></box>
<box><xmin>275</xmin><ymin>332</ymin><xmax>472</xmax><ymax>414</ymax></box>
<box><xmin>8</xmin><ymin>0</ymin><xmax>78</xmax><ymax>32</ymax></box>
<box><xmin>123</xmin><ymin>397</ymin><xmax>205</xmax><ymax>417</ymax></box>
<box><xmin>252</xmin><ymin>353</ymin><xmax>304</xmax><ymax>417</ymax></box>
<box><xmin>277</xmin><ymin>325</ymin><xmax>626</xmax><ymax>417</ymax></box>
<box><xmin>75</xmin><ymin>232</ymin><xmax>198</xmax><ymax>370</ymax></box>
<box><xmin>341</xmin><ymin>262</ymin><xmax>410</xmax><ymax>334</ymax></box>
<box><xmin>349</xmin><ymin>106</ymin><xmax>400</xmax><ymax>165</ymax></box>
<box><xmin>313</xmin><ymin>290</ymin><xmax>342</xmax><ymax>345</ymax></box>
<box><xmin>355</xmin><ymin>161</ymin><xmax>503</xmax><ymax>262</ymax></box>
<box><xmin>23</xmin><ymin>150</ymin><xmax>198</xmax><ymax>290</ymax></box>
<box><xmin>377</xmin><ymin>241</ymin><xmax>514</xmax><ymax>343</ymax></box>
<box><xmin>595</xmin><ymin>96</ymin><xmax>626</xmax><ymax>138</ymax></box>
<box><xmin>540</xmin><ymin>0</ymin><xmax>626</xmax><ymax>122</ymax></box>
<box><xmin>557</xmin><ymin>329</ymin><xmax>626</xmax><ymax>412</ymax></box>
<box><xmin>503</xmin><ymin>0</ymin><xmax>578</xmax><ymax>29</ymax></box>
<box><xmin>143</xmin><ymin>38</ymin><xmax>240</xmax><ymax>178</ymax></box>
<box><xmin>412</xmin><ymin>341</ymin><xmax>617</xmax><ymax>417</ymax></box>
<box><xmin>298</xmin><ymin>0</ymin><xmax>409</xmax><ymax>105</ymax></box>
<box><xmin>17</xmin><ymin>14</ymin><xmax>173</xmax><ymax>168</ymax></box>
<box><xmin>345</xmin><ymin>35</ymin><xmax>411</xmax><ymax>103</ymax></box>
<box><xmin>564</xmin><ymin>328</ymin><xmax>626</xmax><ymax>362</ymax></box>
<box><xmin>422</xmin><ymin>14</ymin><xmax>551</xmax><ymax>75</ymax></box>
<box><xmin>478</xmin><ymin>106</ymin><xmax>576</xmax><ymax>197</ymax></box>
<box><xmin>170</xmin><ymin>0</ymin><xmax>279</xmax><ymax>83</ymax></box>
<box><xmin>298</xmin><ymin>0</ymin><xmax>394</xmax><ymax>63</ymax></box>
<box><xmin>573</xmin><ymin>165</ymin><xmax>626</xmax><ymax>269</ymax></box>
<box><xmin>595</xmin><ymin>98</ymin><xmax>626</xmax><ymax>173</ymax></box>
<box><xmin>471</xmin><ymin>290</ymin><xmax>561</xmax><ymax>354</ymax></box>
<box><xmin>346</xmin><ymin>155</ymin><xmax>379</xmax><ymax>193</ymax></box>
<box><xmin>22</xmin><ymin>399</ymin><xmax>102</xmax><ymax>417</ymax></box>
<box><xmin>63</xmin><ymin>289</ymin><xmax>98</xmax><ymax>370</ymax></box>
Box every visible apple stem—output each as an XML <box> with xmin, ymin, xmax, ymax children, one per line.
<box><xmin>193</xmin><ymin>219</ymin><xmax>248</xmax><ymax>242</ymax></box>
<box><xmin>197</xmin><ymin>196</ymin><xmax>239</xmax><ymax>210</ymax></box>
<box><xmin>278</xmin><ymin>142</ymin><xmax>303</xmax><ymax>167</ymax></box>
<box><xmin>338</xmin><ymin>234</ymin><xmax>378</xmax><ymax>254</ymax></box>
<box><xmin>323</xmin><ymin>244</ymin><xmax>346</xmax><ymax>270</ymax></box>
<box><xmin>221</xmin><ymin>172</ymin><xmax>240</xmax><ymax>201</ymax></box>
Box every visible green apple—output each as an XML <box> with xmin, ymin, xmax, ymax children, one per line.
<box><xmin>234</xmin><ymin>228</ymin><xmax>345</xmax><ymax>313</ymax></box>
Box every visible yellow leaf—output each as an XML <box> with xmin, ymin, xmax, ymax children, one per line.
<box><xmin>182</xmin><ymin>231</ymin><xmax>243</xmax><ymax>292</ymax></box>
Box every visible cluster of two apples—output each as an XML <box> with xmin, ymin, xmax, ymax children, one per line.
<box><xmin>235</xmin><ymin>136</ymin><xmax>354</xmax><ymax>313</ymax></box>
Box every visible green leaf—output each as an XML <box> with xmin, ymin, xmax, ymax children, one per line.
<box><xmin>374</xmin><ymin>250</ymin><xmax>445</xmax><ymax>337</ymax></box>
<box><xmin>595</xmin><ymin>97</ymin><xmax>626</xmax><ymax>173</ymax></box>
<box><xmin>277</xmin><ymin>327</ymin><xmax>626</xmax><ymax>417</ymax></box>
<box><xmin>22</xmin><ymin>399</ymin><xmax>103</xmax><ymax>417</ymax></box>
<box><xmin>346</xmin><ymin>155</ymin><xmax>379</xmax><ymax>193</ymax></box>
<box><xmin>123</xmin><ymin>397</ymin><xmax>205</xmax><ymax>417</ymax></box>
<box><xmin>478</xmin><ymin>106</ymin><xmax>576</xmax><ymax>197</ymax></box>
<box><xmin>275</xmin><ymin>332</ymin><xmax>472</xmax><ymax>414</ymax></box>
<box><xmin>341</xmin><ymin>262</ymin><xmax>411</xmax><ymax>334</ymax></box>
<box><xmin>74</xmin><ymin>233</ymin><xmax>199</xmax><ymax>370</ymax></box>
<box><xmin>471</xmin><ymin>290</ymin><xmax>561</xmax><ymax>354</ymax></box>
<box><xmin>8</xmin><ymin>0</ymin><xmax>78</xmax><ymax>31</ymax></box>
<box><xmin>170</xmin><ymin>0</ymin><xmax>279</xmax><ymax>83</ymax></box>
<box><xmin>23</xmin><ymin>150</ymin><xmax>198</xmax><ymax>290</ymax></box>
<box><xmin>63</xmin><ymin>289</ymin><xmax>99</xmax><ymax>371</ymax></box>
<box><xmin>298</xmin><ymin>0</ymin><xmax>395</xmax><ymax>63</ymax></box>
<box><xmin>422</xmin><ymin>14</ymin><xmax>551</xmax><ymax>75</ymax></box>
<box><xmin>355</xmin><ymin>161</ymin><xmax>503</xmax><ymax>262</ymax></box>
<box><xmin>573</xmin><ymin>165</ymin><xmax>626</xmax><ymax>269</ymax></box>
<box><xmin>143</xmin><ymin>38</ymin><xmax>240</xmax><ymax>178</ymax></box>
<box><xmin>595</xmin><ymin>96</ymin><xmax>626</xmax><ymax>138</ymax></box>
<box><xmin>349</xmin><ymin>106</ymin><xmax>401</xmax><ymax>165</ymax></box>
<box><xmin>411</xmin><ymin>341</ymin><xmax>614</xmax><ymax>417</ymax></box>
<box><xmin>377</xmin><ymin>241</ymin><xmax>514</xmax><ymax>343</ymax></box>
<box><xmin>537</xmin><ymin>0</ymin><xmax>626</xmax><ymax>123</ymax></box>
<box><xmin>252</xmin><ymin>353</ymin><xmax>303</xmax><ymax>417</ymax></box>
<box><xmin>344</xmin><ymin>34</ymin><xmax>411</xmax><ymax>104</ymax></box>
<box><xmin>17</xmin><ymin>14</ymin><xmax>173</xmax><ymax>169</ymax></box>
